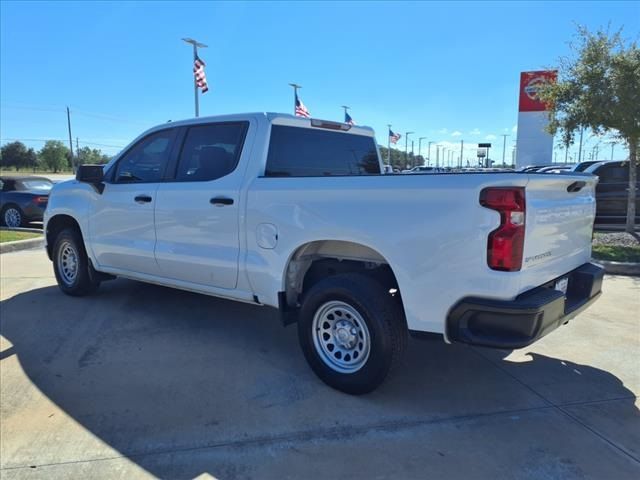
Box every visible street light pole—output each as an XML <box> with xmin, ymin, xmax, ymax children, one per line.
<box><xmin>418</xmin><ymin>137</ymin><xmax>426</xmax><ymax>165</ymax></box>
<box><xmin>501</xmin><ymin>134</ymin><xmax>510</xmax><ymax>167</ymax></box>
<box><xmin>460</xmin><ymin>140</ymin><xmax>464</xmax><ymax>168</ymax></box>
<box><xmin>577</xmin><ymin>127</ymin><xmax>584</xmax><ymax>162</ymax></box>
<box><xmin>427</xmin><ymin>141</ymin><xmax>434</xmax><ymax>166</ymax></box>
<box><xmin>289</xmin><ymin>83</ymin><xmax>302</xmax><ymax>116</ymax></box>
<box><xmin>404</xmin><ymin>132</ymin><xmax>414</xmax><ymax>169</ymax></box>
<box><xmin>182</xmin><ymin>38</ymin><xmax>208</xmax><ymax>118</ymax></box>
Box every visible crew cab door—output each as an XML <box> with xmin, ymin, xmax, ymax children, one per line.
<box><xmin>89</xmin><ymin>128</ymin><xmax>177</xmax><ymax>275</ymax></box>
<box><xmin>153</xmin><ymin>121</ymin><xmax>251</xmax><ymax>289</ymax></box>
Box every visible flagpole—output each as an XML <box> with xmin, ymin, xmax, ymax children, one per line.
<box><xmin>342</xmin><ymin>105</ymin><xmax>350</xmax><ymax>123</ymax></box>
<box><xmin>387</xmin><ymin>124</ymin><xmax>392</xmax><ymax>164</ymax></box>
<box><xmin>182</xmin><ymin>38</ymin><xmax>208</xmax><ymax>117</ymax></box>
<box><xmin>289</xmin><ymin>83</ymin><xmax>301</xmax><ymax>115</ymax></box>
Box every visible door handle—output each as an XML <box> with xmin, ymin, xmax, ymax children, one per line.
<box><xmin>134</xmin><ymin>195</ymin><xmax>152</xmax><ymax>204</ymax></box>
<box><xmin>210</xmin><ymin>197</ymin><xmax>234</xmax><ymax>206</ymax></box>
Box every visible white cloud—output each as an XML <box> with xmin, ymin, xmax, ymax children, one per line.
<box><xmin>451</xmin><ymin>131</ymin><xmax>462</xmax><ymax>137</ymax></box>
<box><xmin>469</xmin><ymin>128</ymin><xmax>481</xmax><ymax>136</ymax></box>
<box><xmin>485</xmin><ymin>134</ymin><xmax>497</xmax><ymax>140</ymax></box>
<box><xmin>438</xmin><ymin>128</ymin><xmax>448</xmax><ymax>134</ymax></box>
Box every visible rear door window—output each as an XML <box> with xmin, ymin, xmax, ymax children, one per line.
<box><xmin>175</xmin><ymin>122</ymin><xmax>248</xmax><ymax>182</ymax></box>
<box><xmin>265</xmin><ymin>126</ymin><xmax>380</xmax><ymax>177</ymax></box>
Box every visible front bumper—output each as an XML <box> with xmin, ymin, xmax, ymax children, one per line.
<box><xmin>447</xmin><ymin>262</ymin><xmax>604</xmax><ymax>349</ymax></box>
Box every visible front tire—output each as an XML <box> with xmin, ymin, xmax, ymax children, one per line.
<box><xmin>298</xmin><ymin>273</ymin><xmax>407</xmax><ymax>395</ymax></box>
<box><xmin>1</xmin><ymin>205</ymin><xmax>24</xmax><ymax>228</ymax></box>
<box><xmin>52</xmin><ymin>228</ymin><xmax>100</xmax><ymax>296</ymax></box>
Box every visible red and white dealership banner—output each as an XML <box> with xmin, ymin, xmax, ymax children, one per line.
<box><xmin>515</xmin><ymin>70</ymin><xmax>557</xmax><ymax>169</ymax></box>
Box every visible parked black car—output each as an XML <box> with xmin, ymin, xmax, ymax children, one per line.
<box><xmin>585</xmin><ymin>161</ymin><xmax>640</xmax><ymax>229</ymax></box>
<box><xmin>0</xmin><ymin>176</ymin><xmax>53</xmax><ymax>227</ymax></box>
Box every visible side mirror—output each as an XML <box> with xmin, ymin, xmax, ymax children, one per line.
<box><xmin>76</xmin><ymin>164</ymin><xmax>105</xmax><ymax>193</ymax></box>
<box><xmin>76</xmin><ymin>164</ymin><xmax>104</xmax><ymax>183</ymax></box>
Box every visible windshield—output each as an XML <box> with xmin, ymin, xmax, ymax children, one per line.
<box><xmin>19</xmin><ymin>180</ymin><xmax>53</xmax><ymax>191</ymax></box>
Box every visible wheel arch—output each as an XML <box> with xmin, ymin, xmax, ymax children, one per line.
<box><xmin>281</xmin><ymin>240</ymin><xmax>401</xmax><ymax>312</ymax></box>
<box><xmin>45</xmin><ymin>214</ymin><xmax>83</xmax><ymax>260</ymax></box>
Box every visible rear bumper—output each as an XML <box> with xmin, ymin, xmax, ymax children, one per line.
<box><xmin>447</xmin><ymin>262</ymin><xmax>604</xmax><ymax>349</ymax></box>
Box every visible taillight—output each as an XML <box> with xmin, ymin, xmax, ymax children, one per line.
<box><xmin>480</xmin><ymin>187</ymin><xmax>526</xmax><ymax>271</ymax></box>
<box><xmin>32</xmin><ymin>196</ymin><xmax>48</xmax><ymax>204</ymax></box>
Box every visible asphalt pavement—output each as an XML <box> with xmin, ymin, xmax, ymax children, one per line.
<box><xmin>1</xmin><ymin>249</ymin><xmax>639</xmax><ymax>479</ymax></box>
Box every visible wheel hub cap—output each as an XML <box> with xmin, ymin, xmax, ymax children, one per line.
<box><xmin>312</xmin><ymin>301</ymin><xmax>371</xmax><ymax>373</ymax></box>
<box><xmin>5</xmin><ymin>208</ymin><xmax>20</xmax><ymax>227</ymax></box>
<box><xmin>58</xmin><ymin>241</ymin><xmax>79</xmax><ymax>285</ymax></box>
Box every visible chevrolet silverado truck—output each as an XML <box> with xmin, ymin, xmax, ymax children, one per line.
<box><xmin>44</xmin><ymin>113</ymin><xmax>604</xmax><ymax>394</ymax></box>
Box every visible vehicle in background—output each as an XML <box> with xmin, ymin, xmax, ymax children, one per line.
<box><xmin>537</xmin><ymin>166</ymin><xmax>573</xmax><ymax>174</ymax></box>
<box><xmin>584</xmin><ymin>160</ymin><xmax>639</xmax><ymax>229</ymax></box>
<box><xmin>572</xmin><ymin>160</ymin><xmax>601</xmax><ymax>172</ymax></box>
<box><xmin>0</xmin><ymin>176</ymin><xmax>52</xmax><ymax>227</ymax></box>
<box><xmin>44</xmin><ymin>113</ymin><xmax>603</xmax><ymax>394</ymax></box>
<box><xmin>402</xmin><ymin>166</ymin><xmax>442</xmax><ymax>174</ymax></box>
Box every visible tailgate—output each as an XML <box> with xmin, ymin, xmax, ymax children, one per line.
<box><xmin>520</xmin><ymin>173</ymin><xmax>597</xmax><ymax>291</ymax></box>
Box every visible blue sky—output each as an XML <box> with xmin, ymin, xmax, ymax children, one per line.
<box><xmin>1</xmin><ymin>1</ymin><xmax>638</xmax><ymax>163</ymax></box>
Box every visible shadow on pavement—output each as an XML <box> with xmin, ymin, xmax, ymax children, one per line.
<box><xmin>1</xmin><ymin>279</ymin><xmax>638</xmax><ymax>478</ymax></box>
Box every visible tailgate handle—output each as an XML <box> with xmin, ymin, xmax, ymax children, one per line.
<box><xmin>567</xmin><ymin>181</ymin><xmax>586</xmax><ymax>193</ymax></box>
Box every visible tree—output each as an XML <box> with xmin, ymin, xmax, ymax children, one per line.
<box><xmin>39</xmin><ymin>141</ymin><xmax>70</xmax><ymax>173</ymax></box>
<box><xmin>538</xmin><ymin>26</ymin><xmax>640</xmax><ymax>233</ymax></box>
<box><xmin>25</xmin><ymin>148</ymin><xmax>38</xmax><ymax>171</ymax></box>
<box><xmin>77</xmin><ymin>146</ymin><xmax>110</xmax><ymax>164</ymax></box>
<box><xmin>0</xmin><ymin>141</ymin><xmax>32</xmax><ymax>171</ymax></box>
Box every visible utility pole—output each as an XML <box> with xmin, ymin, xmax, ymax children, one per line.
<box><xmin>404</xmin><ymin>132</ymin><xmax>414</xmax><ymax>168</ymax></box>
<box><xmin>436</xmin><ymin>146</ymin><xmax>440</xmax><ymax>168</ymax></box>
<box><xmin>611</xmin><ymin>142</ymin><xmax>615</xmax><ymax>160</ymax></box>
<box><xmin>564</xmin><ymin>144</ymin><xmax>569</xmax><ymax>164</ymax></box>
<box><xmin>66</xmin><ymin>106</ymin><xmax>75</xmax><ymax>173</ymax></box>
<box><xmin>182</xmin><ymin>38</ymin><xmax>208</xmax><ymax>117</ymax></box>
<box><xmin>577</xmin><ymin>127</ymin><xmax>584</xmax><ymax>162</ymax></box>
<box><xmin>427</xmin><ymin>141</ymin><xmax>434</xmax><ymax>166</ymax></box>
<box><xmin>387</xmin><ymin>124</ymin><xmax>392</xmax><ymax>165</ymax></box>
<box><xmin>501</xmin><ymin>134</ymin><xmax>509</xmax><ymax>167</ymax></box>
<box><xmin>418</xmin><ymin>137</ymin><xmax>426</xmax><ymax>165</ymax></box>
<box><xmin>289</xmin><ymin>83</ymin><xmax>302</xmax><ymax>116</ymax></box>
<box><xmin>76</xmin><ymin>137</ymin><xmax>80</xmax><ymax>164</ymax></box>
<box><xmin>460</xmin><ymin>140</ymin><xmax>464</xmax><ymax>168</ymax></box>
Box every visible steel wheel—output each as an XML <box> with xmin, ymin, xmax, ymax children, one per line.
<box><xmin>312</xmin><ymin>300</ymin><xmax>371</xmax><ymax>374</ymax></box>
<box><xmin>4</xmin><ymin>207</ymin><xmax>22</xmax><ymax>228</ymax></box>
<box><xmin>57</xmin><ymin>240</ymin><xmax>79</xmax><ymax>286</ymax></box>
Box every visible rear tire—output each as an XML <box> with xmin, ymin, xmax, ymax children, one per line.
<box><xmin>52</xmin><ymin>228</ymin><xmax>100</xmax><ymax>296</ymax></box>
<box><xmin>298</xmin><ymin>273</ymin><xmax>407</xmax><ymax>394</ymax></box>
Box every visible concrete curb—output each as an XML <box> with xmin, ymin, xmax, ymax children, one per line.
<box><xmin>0</xmin><ymin>237</ymin><xmax>44</xmax><ymax>254</ymax></box>
<box><xmin>0</xmin><ymin>228</ymin><xmax>44</xmax><ymax>254</ymax></box>
<box><xmin>593</xmin><ymin>259</ymin><xmax>640</xmax><ymax>276</ymax></box>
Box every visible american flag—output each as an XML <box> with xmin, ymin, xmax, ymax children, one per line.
<box><xmin>295</xmin><ymin>93</ymin><xmax>311</xmax><ymax>118</ymax></box>
<box><xmin>345</xmin><ymin>111</ymin><xmax>355</xmax><ymax>125</ymax></box>
<box><xmin>194</xmin><ymin>56</ymin><xmax>209</xmax><ymax>93</ymax></box>
<box><xmin>389</xmin><ymin>129</ymin><xmax>401</xmax><ymax>144</ymax></box>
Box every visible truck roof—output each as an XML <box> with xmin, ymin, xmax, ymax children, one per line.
<box><xmin>149</xmin><ymin>112</ymin><xmax>376</xmax><ymax>137</ymax></box>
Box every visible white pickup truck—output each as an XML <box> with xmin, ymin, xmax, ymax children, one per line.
<box><xmin>44</xmin><ymin>113</ymin><xmax>604</xmax><ymax>394</ymax></box>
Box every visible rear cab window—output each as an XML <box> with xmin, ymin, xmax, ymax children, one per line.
<box><xmin>265</xmin><ymin>125</ymin><xmax>380</xmax><ymax>177</ymax></box>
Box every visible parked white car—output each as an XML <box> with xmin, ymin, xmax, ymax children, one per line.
<box><xmin>44</xmin><ymin>113</ymin><xmax>604</xmax><ymax>394</ymax></box>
